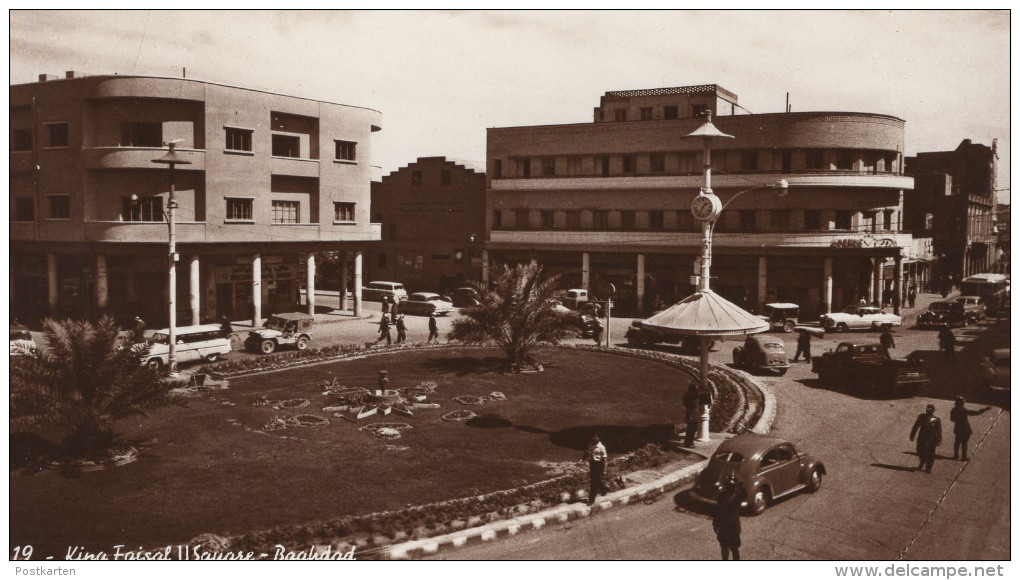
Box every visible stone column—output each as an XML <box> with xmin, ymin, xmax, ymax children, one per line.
<box><xmin>252</xmin><ymin>254</ymin><xmax>262</xmax><ymax>326</ymax></box>
<box><xmin>868</xmin><ymin>259</ymin><xmax>877</xmax><ymax>305</ymax></box>
<box><xmin>47</xmin><ymin>253</ymin><xmax>58</xmax><ymax>316</ymax></box>
<box><xmin>95</xmin><ymin>254</ymin><xmax>109</xmax><ymax>316</ymax></box>
<box><xmin>353</xmin><ymin>251</ymin><xmax>363</xmax><ymax>317</ymax></box>
<box><xmin>893</xmin><ymin>255</ymin><xmax>904</xmax><ymax>315</ymax></box>
<box><xmin>189</xmin><ymin>255</ymin><xmax>201</xmax><ymax>325</ymax></box>
<box><xmin>582</xmin><ymin>252</ymin><xmax>591</xmax><ymax>290</ymax></box>
<box><xmin>481</xmin><ymin>249</ymin><xmax>490</xmax><ymax>289</ymax></box>
<box><xmin>339</xmin><ymin>251</ymin><xmax>349</xmax><ymax>311</ymax></box>
<box><xmin>635</xmin><ymin>253</ymin><xmax>645</xmax><ymax>315</ymax></box>
<box><xmin>823</xmin><ymin>257</ymin><xmax>833</xmax><ymax>313</ymax></box>
<box><xmin>874</xmin><ymin>257</ymin><xmax>885</xmax><ymax>306</ymax></box>
<box><xmin>757</xmin><ymin>256</ymin><xmax>768</xmax><ymax>312</ymax></box>
<box><xmin>306</xmin><ymin>253</ymin><xmax>316</xmax><ymax>315</ymax></box>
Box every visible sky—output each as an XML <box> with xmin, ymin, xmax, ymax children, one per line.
<box><xmin>8</xmin><ymin>10</ymin><xmax>1012</xmax><ymax>203</ymax></box>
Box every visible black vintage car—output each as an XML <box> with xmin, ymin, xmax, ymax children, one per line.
<box><xmin>917</xmin><ymin>301</ymin><xmax>967</xmax><ymax>329</ymax></box>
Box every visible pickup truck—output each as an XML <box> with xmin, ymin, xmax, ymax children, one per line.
<box><xmin>812</xmin><ymin>342</ymin><xmax>929</xmax><ymax>396</ymax></box>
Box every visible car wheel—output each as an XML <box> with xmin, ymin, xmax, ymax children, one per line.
<box><xmin>146</xmin><ymin>358</ymin><xmax>163</xmax><ymax>371</ymax></box>
<box><xmin>205</xmin><ymin>353</ymin><xmax>219</xmax><ymax>363</ymax></box>
<box><xmin>836</xmin><ymin>323</ymin><xmax>848</xmax><ymax>333</ymax></box>
<box><xmin>777</xmin><ymin>368</ymin><xmax>788</xmax><ymax>376</ymax></box>
<box><xmin>807</xmin><ymin>468</ymin><xmax>822</xmax><ymax>492</ymax></box>
<box><xmin>260</xmin><ymin>340</ymin><xmax>276</xmax><ymax>355</ymax></box>
<box><xmin>783</xmin><ymin>320</ymin><xmax>796</xmax><ymax>333</ymax></box>
<box><xmin>296</xmin><ymin>336</ymin><xmax>309</xmax><ymax>351</ymax></box>
<box><xmin>749</xmin><ymin>487</ymin><xmax>771</xmax><ymax>515</ymax></box>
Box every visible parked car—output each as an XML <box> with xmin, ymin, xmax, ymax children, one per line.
<box><xmin>916</xmin><ymin>301</ymin><xmax>967</xmax><ymax>329</ymax></box>
<box><xmin>690</xmin><ymin>433</ymin><xmax>825</xmax><ymax>515</ymax></box>
<box><xmin>819</xmin><ymin>305</ymin><xmax>901</xmax><ymax>332</ymax></box>
<box><xmin>446</xmin><ymin>287</ymin><xmax>481</xmax><ymax>307</ymax></box>
<box><xmin>10</xmin><ymin>325</ymin><xmax>37</xmax><ymax>357</ymax></box>
<box><xmin>732</xmin><ymin>335</ymin><xmax>789</xmax><ymax>375</ymax></box>
<box><xmin>955</xmin><ymin>296</ymin><xmax>987</xmax><ymax>322</ymax></box>
<box><xmin>987</xmin><ymin>348</ymin><xmax>1010</xmax><ymax>391</ymax></box>
<box><xmin>401</xmin><ymin>292</ymin><xmax>455</xmax><ymax>316</ymax></box>
<box><xmin>759</xmin><ymin>303</ymin><xmax>800</xmax><ymax>333</ymax></box>
<box><xmin>812</xmin><ymin>341</ymin><xmax>930</xmax><ymax>396</ymax></box>
<box><xmin>143</xmin><ymin>324</ymin><xmax>232</xmax><ymax>369</ymax></box>
<box><xmin>625</xmin><ymin>320</ymin><xmax>712</xmax><ymax>354</ymax></box>
<box><xmin>561</xmin><ymin>288</ymin><xmax>589</xmax><ymax>310</ymax></box>
<box><xmin>548</xmin><ymin>299</ymin><xmax>572</xmax><ymax>314</ymax></box>
<box><xmin>245</xmin><ymin>312</ymin><xmax>314</xmax><ymax>355</ymax></box>
<box><xmin>361</xmin><ymin>281</ymin><xmax>408</xmax><ymax>303</ymax></box>
<box><xmin>575</xmin><ymin>313</ymin><xmax>603</xmax><ymax>340</ymax></box>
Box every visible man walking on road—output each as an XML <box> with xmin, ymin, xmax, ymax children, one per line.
<box><xmin>682</xmin><ymin>383</ymin><xmax>700</xmax><ymax>447</ymax></box>
<box><xmin>580</xmin><ymin>433</ymin><xmax>609</xmax><ymax>505</ymax></box>
<box><xmin>427</xmin><ymin>312</ymin><xmax>440</xmax><ymax>343</ymax></box>
<box><xmin>793</xmin><ymin>329</ymin><xmax>812</xmax><ymax>363</ymax></box>
<box><xmin>713</xmin><ymin>474</ymin><xmax>747</xmax><ymax>561</ymax></box>
<box><xmin>377</xmin><ymin>315</ymin><xmax>392</xmax><ymax>346</ymax></box>
<box><xmin>910</xmin><ymin>403</ymin><xmax>942</xmax><ymax>473</ymax></box>
<box><xmin>938</xmin><ymin>327</ymin><xmax>957</xmax><ymax>362</ymax></box>
<box><xmin>395</xmin><ymin>314</ymin><xmax>407</xmax><ymax>344</ymax></box>
<box><xmin>949</xmin><ymin>396</ymin><xmax>990</xmax><ymax>461</ymax></box>
<box><xmin>879</xmin><ymin>329</ymin><xmax>895</xmax><ymax>359</ymax></box>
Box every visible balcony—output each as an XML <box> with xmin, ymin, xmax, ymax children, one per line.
<box><xmin>270</xmin><ymin>156</ymin><xmax>319</xmax><ymax>177</ymax></box>
<box><xmin>491</xmin><ymin>172</ymin><xmax>914</xmax><ymax>191</ymax></box>
<box><xmin>82</xmin><ymin>147</ymin><xmax>206</xmax><ymax>171</ymax></box>
<box><xmin>85</xmin><ymin>221</ymin><xmax>208</xmax><ymax>243</ymax></box>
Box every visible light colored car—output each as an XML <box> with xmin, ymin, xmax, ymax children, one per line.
<box><xmin>142</xmin><ymin>324</ymin><xmax>232</xmax><ymax>369</ymax></box>
<box><xmin>10</xmin><ymin>326</ymin><xmax>37</xmax><ymax>357</ymax></box>
<box><xmin>401</xmin><ymin>292</ymin><xmax>455</xmax><ymax>316</ymax></box>
<box><xmin>561</xmin><ymin>288</ymin><xmax>589</xmax><ymax>309</ymax></box>
<box><xmin>548</xmin><ymin>299</ymin><xmax>571</xmax><ymax>314</ymax></box>
<box><xmin>244</xmin><ymin>312</ymin><xmax>313</xmax><ymax>355</ymax></box>
<box><xmin>361</xmin><ymin>281</ymin><xmax>408</xmax><ymax>303</ymax></box>
<box><xmin>819</xmin><ymin>305</ymin><xmax>902</xmax><ymax>332</ymax></box>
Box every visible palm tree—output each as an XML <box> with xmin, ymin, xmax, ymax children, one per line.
<box><xmin>10</xmin><ymin>316</ymin><xmax>185</xmax><ymax>458</ymax></box>
<box><xmin>448</xmin><ymin>263</ymin><xmax>580</xmax><ymax>372</ymax></box>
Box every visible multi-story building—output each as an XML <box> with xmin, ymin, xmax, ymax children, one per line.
<box><xmin>367</xmin><ymin>157</ymin><xmax>486</xmax><ymax>292</ymax></box>
<box><xmin>484</xmin><ymin>84</ymin><xmax>920</xmax><ymax>318</ymax></box>
<box><xmin>904</xmin><ymin>139</ymin><xmax>1000</xmax><ymax>287</ymax></box>
<box><xmin>10</xmin><ymin>72</ymin><xmax>381</xmax><ymax>325</ymax></box>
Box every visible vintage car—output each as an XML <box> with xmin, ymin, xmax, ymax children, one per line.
<box><xmin>401</xmin><ymin>292</ymin><xmax>455</xmax><ymax>316</ymax></box>
<box><xmin>987</xmin><ymin>348</ymin><xmax>1010</xmax><ymax>391</ymax></box>
<box><xmin>917</xmin><ymin>301</ymin><xmax>968</xmax><ymax>329</ymax></box>
<box><xmin>955</xmin><ymin>296</ymin><xmax>987</xmax><ymax>322</ymax></box>
<box><xmin>690</xmin><ymin>433</ymin><xmax>825</xmax><ymax>515</ymax></box>
<box><xmin>10</xmin><ymin>325</ymin><xmax>37</xmax><ymax>357</ymax></box>
<box><xmin>732</xmin><ymin>335</ymin><xmax>789</xmax><ymax>375</ymax></box>
<box><xmin>759</xmin><ymin>303</ymin><xmax>800</xmax><ymax>333</ymax></box>
<box><xmin>446</xmin><ymin>287</ymin><xmax>481</xmax><ymax>307</ymax></box>
<box><xmin>144</xmin><ymin>324</ymin><xmax>232</xmax><ymax>368</ymax></box>
<box><xmin>360</xmin><ymin>281</ymin><xmax>408</xmax><ymax>303</ymax></box>
<box><xmin>245</xmin><ymin>312</ymin><xmax>313</xmax><ymax>355</ymax></box>
<box><xmin>819</xmin><ymin>305</ymin><xmax>902</xmax><ymax>332</ymax></box>
<box><xmin>812</xmin><ymin>341</ymin><xmax>930</xmax><ymax>396</ymax></box>
<box><xmin>561</xmin><ymin>288</ymin><xmax>589</xmax><ymax>310</ymax></box>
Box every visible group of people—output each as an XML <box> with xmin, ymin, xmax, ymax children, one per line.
<box><xmin>910</xmin><ymin>398</ymin><xmax>990</xmax><ymax>473</ymax></box>
<box><xmin>376</xmin><ymin>308</ymin><xmax>439</xmax><ymax>346</ymax></box>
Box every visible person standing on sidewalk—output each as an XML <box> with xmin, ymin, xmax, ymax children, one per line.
<box><xmin>949</xmin><ymin>396</ymin><xmax>990</xmax><ymax>461</ymax></box>
<box><xmin>395</xmin><ymin>314</ymin><xmax>407</xmax><ymax>344</ymax></box>
<box><xmin>427</xmin><ymin>312</ymin><xmax>440</xmax><ymax>343</ymax></box>
<box><xmin>793</xmin><ymin>329</ymin><xmax>812</xmax><ymax>363</ymax></box>
<box><xmin>713</xmin><ymin>474</ymin><xmax>747</xmax><ymax>561</ymax></box>
<box><xmin>910</xmin><ymin>403</ymin><xmax>943</xmax><ymax>473</ymax></box>
<box><xmin>682</xmin><ymin>383</ymin><xmax>700</xmax><ymax>447</ymax></box>
<box><xmin>908</xmin><ymin>287</ymin><xmax>917</xmax><ymax>309</ymax></box>
<box><xmin>579</xmin><ymin>433</ymin><xmax>609</xmax><ymax>505</ymax></box>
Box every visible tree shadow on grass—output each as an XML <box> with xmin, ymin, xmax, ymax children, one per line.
<box><xmin>464</xmin><ymin>415</ymin><xmax>676</xmax><ymax>454</ymax></box>
<box><xmin>420</xmin><ymin>356</ymin><xmax>506</xmax><ymax>376</ymax></box>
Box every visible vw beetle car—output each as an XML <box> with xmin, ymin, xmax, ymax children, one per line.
<box><xmin>447</xmin><ymin>287</ymin><xmax>481</xmax><ymax>307</ymax></box>
<box><xmin>732</xmin><ymin>335</ymin><xmax>789</xmax><ymax>375</ymax></box>
<box><xmin>401</xmin><ymin>292</ymin><xmax>455</xmax><ymax>316</ymax></box>
<box><xmin>690</xmin><ymin>433</ymin><xmax>825</xmax><ymax>515</ymax></box>
<box><xmin>819</xmin><ymin>305</ymin><xmax>901</xmax><ymax>332</ymax></box>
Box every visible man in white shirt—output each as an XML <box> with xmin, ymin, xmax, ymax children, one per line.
<box><xmin>580</xmin><ymin>433</ymin><xmax>609</xmax><ymax>505</ymax></box>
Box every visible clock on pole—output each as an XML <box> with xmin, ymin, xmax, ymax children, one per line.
<box><xmin>691</xmin><ymin>189</ymin><xmax>722</xmax><ymax>222</ymax></box>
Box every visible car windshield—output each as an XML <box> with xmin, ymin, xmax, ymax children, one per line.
<box><xmin>764</xmin><ymin>342</ymin><xmax>784</xmax><ymax>350</ymax></box>
<box><xmin>265</xmin><ymin>317</ymin><xmax>287</xmax><ymax>330</ymax></box>
<box><xmin>712</xmin><ymin>451</ymin><xmax>744</xmax><ymax>464</ymax></box>
<box><xmin>150</xmin><ymin>333</ymin><xmax>169</xmax><ymax>344</ymax></box>
<box><xmin>929</xmin><ymin>303</ymin><xmax>951</xmax><ymax>312</ymax></box>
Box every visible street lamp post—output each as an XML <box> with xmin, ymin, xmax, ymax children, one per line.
<box><xmin>152</xmin><ymin>141</ymin><xmax>192</xmax><ymax>375</ymax></box>
<box><xmin>685</xmin><ymin>110</ymin><xmax>787</xmax><ymax>441</ymax></box>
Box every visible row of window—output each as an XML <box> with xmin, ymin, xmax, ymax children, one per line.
<box><xmin>492</xmin><ymin>208</ymin><xmax>897</xmax><ymax>233</ymax></box>
<box><xmin>599</xmin><ymin>103</ymin><xmax>708</xmax><ymax>122</ymax></box>
<box><xmin>10</xmin><ymin>196</ymin><xmax>357</xmax><ymax>225</ymax></box>
<box><xmin>409</xmin><ymin>169</ymin><xmax>453</xmax><ymax>186</ymax></box>
<box><xmin>11</xmin><ymin>123</ymin><xmax>68</xmax><ymax>150</ymax></box>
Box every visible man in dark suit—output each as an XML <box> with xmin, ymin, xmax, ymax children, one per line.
<box><xmin>910</xmin><ymin>404</ymin><xmax>943</xmax><ymax>473</ymax></box>
<box><xmin>713</xmin><ymin>474</ymin><xmax>747</xmax><ymax>560</ymax></box>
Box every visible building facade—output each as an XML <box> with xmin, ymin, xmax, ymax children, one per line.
<box><xmin>10</xmin><ymin>72</ymin><xmax>381</xmax><ymax>326</ymax></box>
<box><xmin>904</xmin><ymin>139</ymin><xmax>1000</xmax><ymax>287</ymax></box>
<box><xmin>484</xmin><ymin>85</ymin><xmax>920</xmax><ymax>318</ymax></box>
<box><xmin>367</xmin><ymin>157</ymin><xmax>486</xmax><ymax>293</ymax></box>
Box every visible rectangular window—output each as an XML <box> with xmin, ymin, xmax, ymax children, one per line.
<box><xmin>614</xmin><ymin>109</ymin><xmax>627</xmax><ymax>122</ymax></box>
<box><xmin>225</xmin><ymin>127</ymin><xmax>252</xmax><ymax>152</ymax></box>
<box><xmin>621</xmin><ymin>210</ymin><xmax>636</xmax><ymax>230</ymax></box>
<box><xmin>676</xmin><ymin>211</ymin><xmax>694</xmax><ymax>232</ymax></box>
<box><xmin>46</xmin><ymin>123</ymin><xmax>68</xmax><ymax>148</ymax></box>
<box><xmin>593</xmin><ymin>210</ymin><xmax>609</xmax><ymax>230</ymax></box>
<box><xmin>12</xmin><ymin>128</ymin><xmax>32</xmax><ymax>152</ymax></box>
<box><xmin>493</xmin><ymin>159</ymin><xmax>503</xmax><ymax>178</ymax></box>
<box><xmin>48</xmin><ymin>195</ymin><xmax>70</xmax><ymax>219</ymax></box>
<box><xmin>622</xmin><ymin>155</ymin><xmax>637</xmax><ymax>174</ymax></box>
<box><xmin>650</xmin><ymin>154</ymin><xmax>666</xmax><ymax>173</ymax></box>
<box><xmin>515</xmin><ymin>209</ymin><xmax>530</xmax><ymax>229</ymax></box>
<box><xmin>13</xmin><ymin>198</ymin><xmax>34</xmax><ymax>221</ymax></box>
<box><xmin>541</xmin><ymin>210</ymin><xmax>555</xmax><ymax>228</ymax></box>
<box><xmin>806</xmin><ymin>150</ymin><xmax>824</xmax><ymax>170</ymax></box>
<box><xmin>411</xmin><ymin>170</ymin><xmax>422</xmax><ymax>186</ymax></box>
<box><xmin>121</xmin><ymin>122</ymin><xmax>162</xmax><ymax>147</ymax></box>
<box><xmin>771</xmin><ymin>210</ymin><xmax>790</xmax><ymax>231</ymax></box>
<box><xmin>334</xmin><ymin>202</ymin><xmax>356</xmax><ymax>223</ymax></box>
<box><xmin>441</xmin><ymin>169</ymin><xmax>452</xmax><ymax>185</ymax></box>
<box><xmin>781</xmin><ymin>150</ymin><xmax>792</xmax><ymax>173</ymax></box>
<box><xmin>692</xmin><ymin>104</ymin><xmax>708</xmax><ymax>117</ymax></box>
<box><xmin>272</xmin><ymin>200</ymin><xmax>300</xmax><ymax>224</ymax></box>
<box><xmin>835</xmin><ymin>210</ymin><xmax>852</xmax><ymax>230</ymax></box>
<box><xmin>226</xmin><ymin>198</ymin><xmax>253</xmax><ymax>221</ymax></box>
<box><xmin>492</xmin><ymin>209</ymin><xmax>503</xmax><ymax>229</ymax></box>
<box><xmin>805</xmin><ymin>210</ymin><xmax>822</xmax><ymax>230</ymax></box>
<box><xmin>742</xmin><ymin>151</ymin><xmax>759</xmax><ymax>171</ymax></box>
<box><xmin>565</xmin><ymin>210</ymin><xmax>581</xmax><ymax>229</ymax></box>
<box><xmin>522</xmin><ymin>158</ymin><xmax>531</xmax><ymax>178</ymax></box>
<box><xmin>739</xmin><ymin>210</ymin><xmax>756</xmax><ymax>232</ymax></box>
<box><xmin>600</xmin><ymin>156</ymin><xmax>610</xmax><ymax>176</ymax></box>
<box><xmin>883</xmin><ymin>210</ymin><xmax>893</xmax><ymax>231</ymax></box>
<box><xmin>541</xmin><ymin>157</ymin><xmax>556</xmax><ymax>176</ymax></box>
<box><xmin>335</xmin><ymin>140</ymin><xmax>357</xmax><ymax>162</ymax></box>
<box><xmin>650</xmin><ymin>210</ymin><xmax>664</xmax><ymax>229</ymax></box>
<box><xmin>378</xmin><ymin>252</ymin><xmax>388</xmax><ymax>269</ymax></box>
<box><xmin>122</xmin><ymin>196</ymin><xmax>164</xmax><ymax>222</ymax></box>
<box><xmin>639</xmin><ymin>107</ymin><xmax>653</xmax><ymax>121</ymax></box>
<box><xmin>836</xmin><ymin>150</ymin><xmax>854</xmax><ymax>170</ymax></box>
<box><xmin>272</xmin><ymin>134</ymin><xmax>301</xmax><ymax>158</ymax></box>
<box><xmin>664</xmin><ymin>106</ymin><xmax>679</xmax><ymax>120</ymax></box>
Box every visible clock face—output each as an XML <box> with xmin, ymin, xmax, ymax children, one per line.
<box><xmin>691</xmin><ymin>194</ymin><xmax>721</xmax><ymax>221</ymax></box>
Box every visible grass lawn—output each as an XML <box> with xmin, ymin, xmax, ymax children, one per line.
<box><xmin>10</xmin><ymin>347</ymin><xmax>693</xmax><ymax>557</ymax></box>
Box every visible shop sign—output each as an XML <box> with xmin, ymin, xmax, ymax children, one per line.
<box><xmin>830</xmin><ymin>235</ymin><xmax>896</xmax><ymax>249</ymax></box>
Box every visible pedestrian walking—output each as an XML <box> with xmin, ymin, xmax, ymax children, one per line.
<box><xmin>793</xmin><ymin>329</ymin><xmax>812</xmax><ymax>363</ymax></box>
<box><xmin>579</xmin><ymin>433</ymin><xmax>609</xmax><ymax>505</ymax></box>
<box><xmin>381</xmin><ymin>296</ymin><xmax>392</xmax><ymax>320</ymax></box>
<box><xmin>389</xmin><ymin>296</ymin><xmax>399</xmax><ymax>323</ymax></box>
<box><xmin>377</xmin><ymin>370</ymin><xmax>389</xmax><ymax>395</ymax></box>
<box><xmin>949</xmin><ymin>396</ymin><xmax>990</xmax><ymax>461</ymax></box>
<box><xmin>879</xmin><ymin>329</ymin><xmax>895</xmax><ymax>359</ymax></box>
<box><xmin>908</xmin><ymin>288</ymin><xmax>917</xmax><ymax>309</ymax></box>
<box><xmin>909</xmin><ymin>403</ymin><xmax>943</xmax><ymax>473</ymax></box>
<box><xmin>592</xmin><ymin>316</ymin><xmax>604</xmax><ymax>345</ymax></box>
<box><xmin>682</xmin><ymin>383</ymin><xmax>700</xmax><ymax>447</ymax></box>
<box><xmin>427</xmin><ymin>312</ymin><xmax>439</xmax><ymax>343</ymax></box>
<box><xmin>395</xmin><ymin>314</ymin><xmax>407</xmax><ymax>344</ymax></box>
<box><xmin>712</xmin><ymin>474</ymin><xmax>747</xmax><ymax>561</ymax></box>
<box><xmin>937</xmin><ymin>326</ymin><xmax>957</xmax><ymax>362</ymax></box>
<box><xmin>377</xmin><ymin>315</ymin><xmax>392</xmax><ymax>346</ymax></box>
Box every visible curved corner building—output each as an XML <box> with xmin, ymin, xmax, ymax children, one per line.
<box><xmin>484</xmin><ymin>84</ymin><xmax>925</xmax><ymax>318</ymax></box>
<box><xmin>10</xmin><ymin>72</ymin><xmax>382</xmax><ymax>325</ymax></box>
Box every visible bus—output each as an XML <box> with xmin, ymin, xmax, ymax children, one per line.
<box><xmin>959</xmin><ymin>273</ymin><xmax>1009</xmax><ymax>313</ymax></box>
